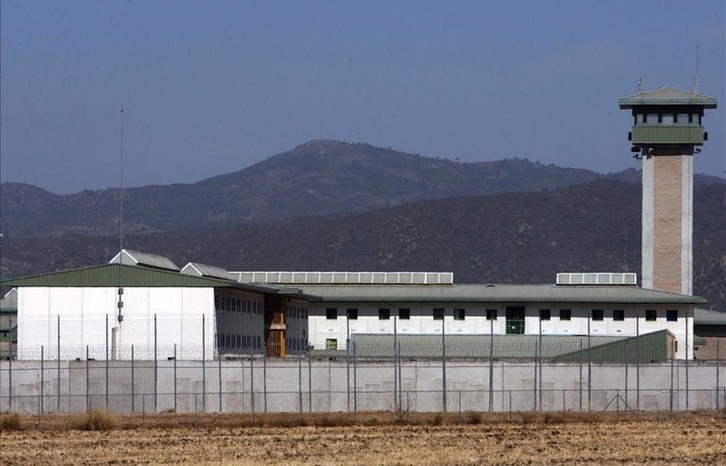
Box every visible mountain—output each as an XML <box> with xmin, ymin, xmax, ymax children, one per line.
<box><xmin>2</xmin><ymin>179</ymin><xmax>724</xmax><ymax>312</ymax></box>
<box><xmin>1</xmin><ymin>139</ymin><xmax>607</xmax><ymax>236</ymax></box>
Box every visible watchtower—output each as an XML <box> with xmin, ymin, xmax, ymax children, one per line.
<box><xmin>619</xmin><ymin>86</ymin><xmax>717</xmax><ymax>295</ymax></box>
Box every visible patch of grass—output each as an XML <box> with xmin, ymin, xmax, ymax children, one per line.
<box><xmin>464</xmin><ymin>411</ymin><xmax>483</xmax><ymax>425</ymax></box>
<box><xmin>0</xmin><ymin>413</ymin><xmax>22</xmax><ymax>431</ymax></box>
<box><xmin>430</xmin><ymin>413</ymin><xmax>444</xmax><ymax>425</ymax></box>
<box><xmin>70</xmin><ymin>410</ymin><xmax>118</xmax><ymax>431</ymax></box>
<box><xmin>543</xmin><ymin>413</ymin><xmax>565</xmax><ymax>424</ymax></box>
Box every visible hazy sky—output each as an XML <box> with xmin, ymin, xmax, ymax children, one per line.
<box><xmin>1</xmin><ymin>0</ymin><xmax>724</xmax><ymax>194</ymax></box>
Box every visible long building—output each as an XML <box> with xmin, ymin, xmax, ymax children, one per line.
<box><xmin>231</xmin><ymin>270</ymin><xmax>703</xmax><ymax>359</ymax></box>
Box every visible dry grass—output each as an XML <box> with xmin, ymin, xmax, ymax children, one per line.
<box><xmin>0</xmin><ymin>412</ymin><xmax>22</xmax><ymax>431</ymax></box>
<box><xmin>1</xmin><ymin>411</ymin><xmax>725</xmax><ymax>465</ymax></box>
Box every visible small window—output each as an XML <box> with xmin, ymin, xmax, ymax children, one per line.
<box><xmin>433</xmin><ymin>308</ymin><xmax>444</xmax><ymax>321</ymax></box>
<box><xmin>646</xmin><ymin>310</ymin><xmax>657</xmax><ymax>321</ymax></box>
<box><xmin>539</xmin><ymin>309</ymin><xmax>551</xmax><ymax>321</ymax></box>
<box><xmin>486</xmin><ymin>309</ymin><xmax>498</xmax><ymax>320</ymax></box>
<box><xmin>326</xmin><ymin>339</ymin><xmax>338</xmax><ymax>350</ymax></box>
<box><xmin>326</xmin><ymin>308</ymin><xmax>337</xmax><ymax>320</ymax></box>
<box><xmin>592</xmin><ymin>309</ymin><xmax>604</xmax><ymax>321</ymax></box>
<box><xmin>560</xmin><ymin>309</ymin><xmax>571</xmax><ymax>321</ymax></box>
<box><xmin>236</xmin><ymin>335</ymin><xmax>241</xmax><ymax>348</ymax></box>
<box><xmin>379</xmin><ymin>308</ymin><xmax>390</xmax><ymax>320</ymax></box>
<box><xmin>613</xmin><ymin>309</ymin><xmax>625</xmax><ymax>321</ymax></box>
<box><xmin>399</xmin><ymin>308</ymin><xmax>411</xmax><ymax>320</ymax></box>
<box><xmin>347</xmin><ymin>308</ymin><xmax>358</xmax><ymax>320</ymax></box>
<box><xmin>666</xmin><ymin>310</ymin><xmax>678</xmax><ymax>322</ymax></box>
<box><xmin>453</xmin><ymin>308</ymin><xmax>465</xmax><ymax>321</ymax></box>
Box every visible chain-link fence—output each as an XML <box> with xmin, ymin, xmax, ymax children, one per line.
<box><xmin>1</xmin><ymin>347</ymin><xmax>724</xmax><ymax>415</ymax></box>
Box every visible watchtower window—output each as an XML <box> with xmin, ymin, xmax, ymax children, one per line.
<box><xmin>661</xmin><ymin>114</ymin><xmax>674</xmax><ymax>125</ymax></box>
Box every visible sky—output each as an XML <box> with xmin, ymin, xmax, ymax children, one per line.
<box><xmin>1</xmin><ymin>0</ymin><xmax>724</xmax><ymax>194</ymax></box>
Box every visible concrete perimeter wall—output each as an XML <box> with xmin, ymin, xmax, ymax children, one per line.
<box><xmin>1</xmin><ymin>358</ymin><xmax>724</xmax><ymax>415</ymax></box>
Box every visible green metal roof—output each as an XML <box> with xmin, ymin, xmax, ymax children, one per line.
<box><xmin>619</xmin><ymin>86</ymin><xmax>717</xmax><ymax>109</ymax></box>
<box><xmin>297</xmin><ymin>284</ymin><xmax>706</xmax><ymax>305</ymax></box>
<box><xmin>1</xmin><ymin>264</ymin><xmax>317</xmax><ymax>299</ymax></box>
<box><xmin>694</xmin><ymin>308</ymin><xmax>726</xmax><ymax>326</ymax></box>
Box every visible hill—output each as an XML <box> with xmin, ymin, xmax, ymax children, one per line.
<box><xmin>2</xmin><ymin>179</ymin><xmax>724</xmax><ymax>311</ymax></box>
<box><xmin>1</xmin><ymin>139</ymin><xmax>606</xmax><ymax>236</ymax></box>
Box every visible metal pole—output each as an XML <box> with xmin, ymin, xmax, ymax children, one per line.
<box><xmin>352</xmin><ymin>312</ymin><xmax>354</xmax><ymax>414</ymax></box>
<box><xmin>669</xmin><ymin>340</ymin><xmax>675</xmax><ymax>416</ymax></box>
<box><xmin>579</xmin><ymin>339</ymin><xmax>583</xmax><ymax>411</ymax></box>
<box><xmin>488</xmin><ymin>318</ymin><xmax>494</xmax><ymax>412</ymax></box>
<box><xmin>397</xmin><ymin>341</ymin><xmax>402</xmax><ymax>410</ymax></box>
<box><xmin>352</xmin><ymin>341</ymin><xmax>358</xmax><ymax>414</ymax></box>
<box><xmin>636</xmin><ymin>315</ymin><xmax>640</xmax><ymax>410</ymax></box>
<box><xmin>441</xmin><ymin>310</ymin><xmax>447</xmax><ymax>412</ymax></box>
<box><xmin>685</xmin><ymin>311</ymin><xmax>689</xmax><ymax>411</ymax></box>
<box><xmin>624</xmin><ymin>339</ymin><xmax>628</xmax><ymax>407</ymax></box>
<box><xmin>263</xmin><ymin>350</ymin><xmax>267</xmax><ymax>413</ymax></box>
<box><xmin>218</xmin><ymin>347</ymin><xmax>223</xmax><ymax>413</ymax></box>
<box><xmin>538</xmin><ymin>316</ymin><xmax>542</xmax><ymax>411</ymax></box>
<box><xmin>174</xmin><ymin>344</ymin><xmax>177</xmax><ymax>413</ymax></box>
<box><xmin>587</xmin><ymin>314</ymin><xmax>592</xmax><ymax>411</ymax></box>
<box><xmin>308</xmin><ymin>351</ymin><xmax>312</xmax><ymax>413</ymax></box>
<box><xmin>41</xmin><ymin>346</ymin><xmax>44</xmax><ymax>415</ymax></box>
<box><xmin>250</xmin><ymin>350</ymin><xmax>255</xmax><ymax>416</ymax></box>
<box><xmin>298</xmin><ymin>355</ymin><xmax>303</xmax><ymax>416</ymax></box>
<box><xmin>131</xmin><ymin>344</ymin><xmax>135</xmax><ymax>412</ymax></box>
<box><xmin>57</xmin><ymin>315</ymin><xmax>61</xmax><ymax>413</ymax></box>
<box><xmin>717</xmin><ymin>339</ymin><xmax>720</xmax><ymax>411</ymax></box>
<box><xmin>86</xmin><ymin>345</ymin><xmax>90</xmax><ymax>412</ymax></box>
<box><xmin>105</xmin><ymin>314</ymin><xmax>109</xmax><ymax>409</ymax></box>
<box><xmin>393</xmin><ymin>316</ymin><xmax>398</xmax><ymax>411</ymax></box>
<box><xmin>533</xmin><ymin>340</ymin><xmax>537</xmax><ymax>412</ymax></box>
<box><xmin>154</xmin><ymin>313</ymin><xmax>158</xmax><ymax>412</ymax></box>
<box><xmin>346</xmin><ymin>312</ymin><xmax>350</xmax><ymax>412</ymax></box>
<box><xmin>8</xmin><ymin>355</ymin><xmax>12</xmax><ymax>412</ymax></box>
<box><xmin>202</xmin><ymin>314</ymin><xmax>206</xmax><ymax>412</ymax></box>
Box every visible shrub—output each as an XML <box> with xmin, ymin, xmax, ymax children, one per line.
<box><xmin>71</xmin><ymin>410</ymin><xmax>117</xmax><ymax>431</ymax></box>
<box><xmin>465</xmin><ymin>411</ymin><xmax>483</xmax><ymax>425</ymax></box>
<box><xmin>0</xmin><ymin>413</ymin><xmax>22</xmax><ymax>431</ymax></box>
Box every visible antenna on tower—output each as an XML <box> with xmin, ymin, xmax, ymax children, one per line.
<box><xmin>693</xmin><ymin>44</ymin><xmax>700</xmax><ymax>94</ymax></box>
<box><xmin>637</xmin><ymin>77</ymin><xmax>642</xmax><ymax>94</ymax></box>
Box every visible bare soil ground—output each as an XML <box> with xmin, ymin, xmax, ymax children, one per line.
<box><xmin>2</xmin><ymin>411</ymin><xmax>725</xmax><ymax>465</ymax></box>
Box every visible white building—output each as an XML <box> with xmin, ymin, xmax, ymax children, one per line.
<box><xmin>2</xmin><ymin>250</ymin><xmax>314</xmax><ymax>360</ymax></box>
<box><xmin>232</xmin><ymin>271</ymin><xmax>703</xmax><ymax>359</ymax></box>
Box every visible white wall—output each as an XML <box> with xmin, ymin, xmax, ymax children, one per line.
<box><xmin>17</xmin><ymin>287</ymin><xmax>216</xmax><ymax>360</ymax></box>
<box><xmin>308</xmin><ymin>301</ymin><xmax>694</xmax><ymax>359</ymax></box>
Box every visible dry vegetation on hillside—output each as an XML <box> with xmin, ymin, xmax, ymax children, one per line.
<box><xmin>2</xmin><ymin>411</ymin><xmax>725</xmax><ymax>465</ymax></box>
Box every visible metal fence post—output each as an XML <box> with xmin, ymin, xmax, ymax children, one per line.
<box><xmin>250</xmin><ymin>351</ymin><xmax>255</xmax><ymax>417</ymax></box>
<box><xmin>352</xmin><ymin>341</ymin><xmax>358</xmax><ymax>414</ymax></box>
<box><xmin>716</xmin><ymin>339</ymin><xmax>720</xmax><ymax>411</ymax></box>
<box><xmin>85</xmin><ymin>345</ymin><xmax>90</xmax><ymax>412</ymax></box>
<box><xmin>308</xmin><ymin>352</ymin><xmax>312</xmax><ymax>413</ymax></box>
<box><xmin>57</xmin><ymin>314</ymin><xmax>61</xmax><ymax>413</ymax></box>
<box><xmin>263</xmin><ymin>350</ymin><xmax>267</xmax><ymax>414</ymax></box>
<box><xmin>131</xmin><ymin>344</ymin><xmax>135</xmax><ymax>413</ymax></box>
<box><xmin>218</xmin><ymin>349</ymin><xmax>223</xmax><ymax>413</ymax></box>
<box><xmin>489</xmin><ymin>320</ymin><xmax>494</xmax><ymax>412</ymax></box>
<box><xmin>202</xmin><ymin>314</ymin><xmax>206</xmax><ymax>412</ymax></box>
<box><xmin>41</xmin><ymin>346</ymin><xmax>45</xmax><ymax>415</ymax></box>
<box><xmin>105</xmin><ymin>314</ymin><xmax>109</xmax><ymax>410</ymax></box>
<box><xmin>441</xmin><ymin>312</ymin><xmax>447</xmax><ymax>412</ymax></box>
<box><xmin>298</xmin><ymin>355</ymin><xmax>303</xmax><ymax>416</ymax></box>
<box><xmin>154</xmin><ymin>313</ymin><xmax>158</xmax><ymax>412</ymax></box>
<box><xmin>173</xmin><ymin>344</ymin><xmax>178</xmax><ymax>413</ymax></box>
<box><xmin>8</xmin><ymin>355</ymin><xmax>12</xmax><ymax>412</ymax></box>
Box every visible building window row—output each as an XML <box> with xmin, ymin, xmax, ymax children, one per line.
<box><xmin>215</xmin><ymin>333</ymin><xmax>262</xmax><ymax>350</ymax></box>
<box><xmin>217</xmin><ymin>296</ymin><xmax>263</xmax><ymax>315</ymax></box>
<box><xmin>634</xmin><ymin>113</ymin><xmax>701</xmax><ymax>125</ymax></box>
<box><xmin>287</xmin><ymin>305</ymin><xmax>308</xmax><ymax>320</ymax></box>
<box><xmin>287</xmin><ymin>337</ymin><xmax>308</xmax><ymax>352</ymax></box>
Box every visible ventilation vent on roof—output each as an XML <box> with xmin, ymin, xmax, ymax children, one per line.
<box><xmin>556</xmin><ymin>273</ymin><xmax>637</xmax><ymax>286</ymax></box>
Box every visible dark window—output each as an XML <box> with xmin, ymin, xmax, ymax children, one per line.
<box><xmin>592</xmin><ymin>309</ymin><xmax>604</xmax><ymax>321</ymax></box>
<box><xmin>347</xmin><ymin>308</ymin><xmax>358</xmax><ymax>320</ymax></box>
<box><xmin>454</xmin><ymin>308</ymin><xmax>465</xmax><ymax>321</ymax></box>
<box><xmin>666</xmin><ymin>310</ymin><xmax>678</xmax><ymax>322</ymax></box>
<box><xmin>379</xmin><ymin>308</ymin><xmax>390</xmax><ymax>320</ymax></box>
<box><xmin>326</xmin><ymin>339</ymin><xmax>338</xmax><ymax>350</ymax></box>
<box><xmin>399</xmin><ymin>308</ymin><xmax>411</xmax><ymax>320</ymax></box>
<box><xmin>646</xmin><ymin>310</ymin><xmax>657</xmax><ymax>321</ymax></box>
<box><xmin>560</xmin><ymin>309</ymin><xmax>571</xmax><ymax>321</ymax></box>
<box><xmin>326</xmin><ymin>308</ymin><xmax>337</xmax><ymax>320</ymax></box>
<box><xmin>613</xmin><ymin>309</ymin><xmax>625</xmax><ymax>321</ymax></box>
<box><xmin>433</xmin><ymin>308</ymin><xmax>445</xmax><ymax>321</ymax></box>
<box><xmin>539</xmin><ymin>309</ymin><xmax>551</xmax><ymax>321</ymax></box>
<box><xmin>486</xmin><ymin>309</ymin><xmax>498</xmax><ymax>320</ymax></box>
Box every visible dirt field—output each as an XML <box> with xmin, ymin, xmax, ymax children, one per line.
<box><xmin>2</xmin><ymin>411</ymin><xmax>725</xmax><ymax>465</ymax></box>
